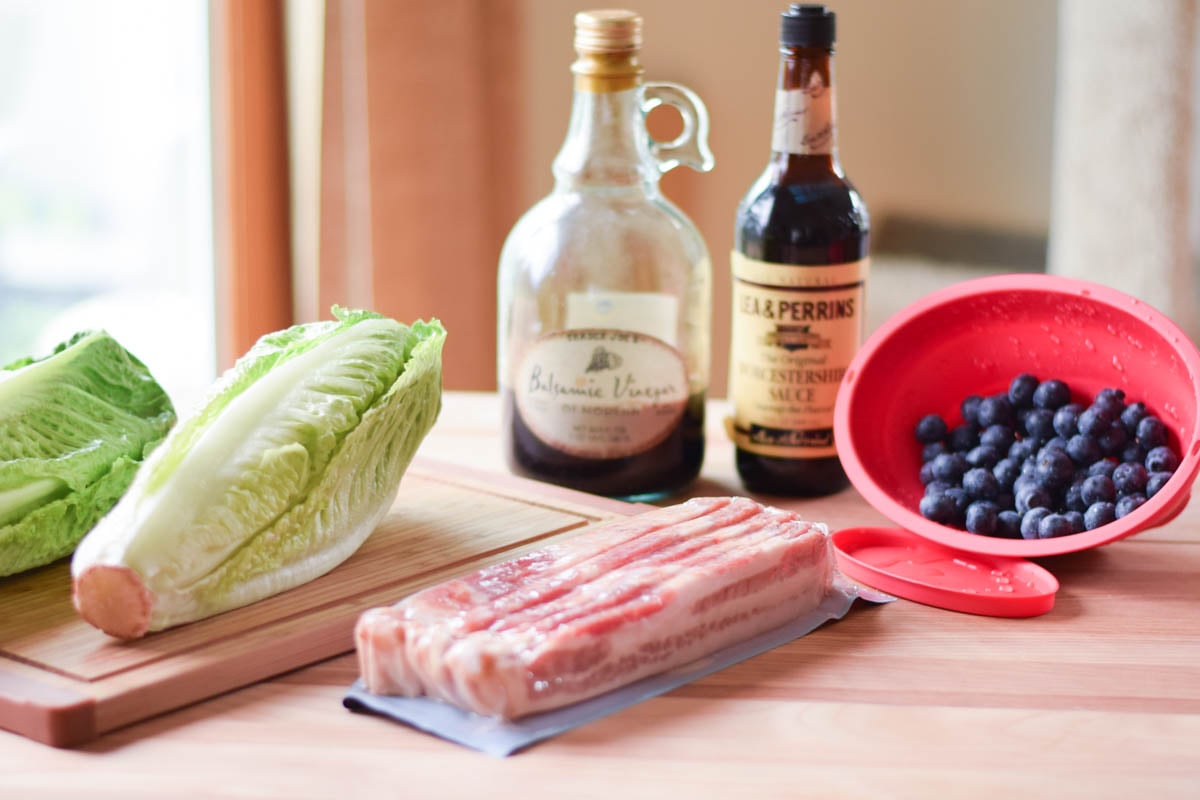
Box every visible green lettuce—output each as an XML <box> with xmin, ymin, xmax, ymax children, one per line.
<box><xmin>72</xmin><ymin>308</ymin><xmax>445</xmax><ymax>635</ymax></box>
<box><xmin>0</xmin><ymin>331</ymin><xmax>176</xmax><ymax>577</ymax></box>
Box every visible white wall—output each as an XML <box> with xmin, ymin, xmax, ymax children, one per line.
<box><xmin>514</xmin><ymin>0</ymin><xmax>1058</xmax><ymax>238</ymax></box>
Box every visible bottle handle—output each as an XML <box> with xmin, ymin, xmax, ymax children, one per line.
<box><xmin>641</xmin><ymin>81</ymin><xmax>715</xmax><ymax>175</ymax></box>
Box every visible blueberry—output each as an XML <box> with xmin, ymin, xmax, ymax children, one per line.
<box><xmin>1063</xmin><ymin>480</ymin><xmax>1086</xmax><ymax>512</ymax></box>
<box><xmin>1040</xmin><ymin>436</ymin><xmax>1069</xmax><ymax>455</ymax></box>
<box><xmin>1020</xmin><ymin>456</ymin><xmax>1038</xmax><ymax>478</ymax></box>
<box><xmin>993</xmin><ymin>457</ymin><xmax>1021</xmax><ymax>489</ymax></box>
<box><xmin>1136</xmin><ymin>416</ymin><xmax>1168</xmax><ymax>449</ymax></box>
<box><xmin>1146</xmin><ymin>472</ymin><xmax>1172</xmax><ymax>498</ymax></box>
<box><xmin>931</xmin><ymin>452</ymin><xmax>968</xmax><ymax>484</ymax></box>
<box><xmin>925</xmin><ymin>480</ymin><xmax>953</xmax><ymax>496</ymax></box>
<box><xmin>1096</xmin><ymin>423</ymin><xmax>1128</xmax><ymax>456</ymax></box>
<box><xmin>1035</xmin><ymin>448</ymin><xmax>1075</xmax><ymax>490</ymax></box>
<box><xmin>1053</xmin><ymin>403</ymin><xmax>1083</xmax><ymax>438</ymax></box>
<box><xmin>963</xmin><ymin>467</ymin><xmax>1000</xmax><ymax>500</ymax></box>
<box><xmin>1084</xmin><ymin>501</ymin><xmax>1116</xmax><ymax>530</ymax></box>
<box><xmin>1016</xmin><ymin>483</ymin><xmax>1054</xmax><ymax>514</ymax></box>
<box><xmin>1021</xmin><ymin>409</ymin><xmax>1055</xmax><ymax>442</ymax></box>
<box><xmin>1064</xmin><ymin>510</ymin><xmax>1086</xmax><ymax>533</ymax></box>
<box><xmin>1008</xmin><ymin>373</ymin><xmax>1039</xmax><ymax>409</ymax></box>
<box><xmin>1080</xmin><ymin>475</ymin><xmax>1116</xmax><ymax>505</ymax></box>
<box><xmin>980</xmin><ymin>424</ymin><xmax>1015</xmax><ymax>451</ymax></box>
<box><xmin>995</xmin><ymin>491</ymin><xmax>1014</xmax><ymax>511</ymax></box>
<box><xmin>1121</xmin><ymin>442</ymin><xmax>1147</xmax><ymax>465</ymax></box>
<box><xmin>965</xmin><ymin>501</ymin><xmax>1000</xmax><ymax>535</ymax></box>
<box><xmin>1120</xmin><ymin>402</ymin><xmax>1148</xmax><ymax>434</ymax></box>
<box><xmin>1115</xmin><ymin>494</ymin><xmax>1147</xmax><ymax>519</ymax></box>
<box><xmin>996</xmin><ymin>510</ymin><xmax>1023</xmax><ymax>538</ymax></box>
<box><xmin>920</xmin><ymin>493</ymin><xmax>960</xmax><ymax>525</ymax></box>
<box><xmin>1094</xmin><ymin>387</ymin><xmax>1126</xmax><ymax>413</ymax></box>
<box><xmin>915</xmin><ymin>413</ymin><xmax>948</xmax><ymax>444</ymax></box>
<box><xmin>1038</xmin><ymin>513</ymin><xmax>1074</xmax><ymax>539</ymax></box>
<box><xmin>948</xmin><ymin>425</ymin><xmax>980</xmax><ymax>453</ymax></box>
<box><xmin>1066</xmin><ymin>434</ymin><xmax>1102</xmax><ymax>466</ymax></box>
<box><xmin>977</xmin><ymin>395</ymin><xmax>1014</xmax><ymax>428</ymax></box>
<box><xmin>965</xmin><ymin>445</ymin><xmax>1001</xmax><ymax>469</ymax></box>
<box><xmin>1145</xmin><ymin>445</ymin><xmax>1180</xmax><ymax>474</ymax></box>
<box><xmin>1112</xmin><ymin>462</ymin><xmax>1148</xmax><ymax>496</ymax></box>
<box><xmin>945</xmin><ymin>487</ymin><xmax>970</xmax><ymax>514</ymax></box>
<box><xmin>1009</xmin><ymin>439</ymin><xmax>1038</xmax><ymax>463</ymax></box>
<box><xmin>1087</xmin><ymin>458</ymin><xmax>1118</xmax><ymax>479</ymax></box>
<box><xmin>919</xmin><ymin>461</ymin><xmax>936</xmax><ymax>485</ymax></box>
<box><xmin>1033</xmin><ymin>379</ymin><xmax>1071</xmax><ymax>410</ymax></box>
<box><xmin>1078</xmin><ymin>405</ymin><xmax>1117</xmax><ymax>436</ymax></box>
<box><xmin>922</xmin><ymin>441</ymin><xmax>948</xmax><ymax>462</ymax></box>
<box><xmin>1021</xmin><ymin>507</ymin><xmax>1052</xmax><ymax>539</ymax></box>
<box><xmin>961</xmin><ymin>395</ymin><xmax>984</xmax><ymax>427</ymax></box>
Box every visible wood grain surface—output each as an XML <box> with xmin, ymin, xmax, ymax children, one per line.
<box><xmin>1</xmin><ymin>392</ymin><xmax>1198</xmax><ymax>799</ymax></box>
<box><xmin>0</xmin><ymin>456</ymin><xmax>637</xmax><ymax>746</ymax></box>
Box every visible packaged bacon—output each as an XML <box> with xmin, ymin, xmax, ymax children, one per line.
<box><xmin>345</xmin><ymin>497</ymin><xmax>882</xmax><ymax>754</ymax></box>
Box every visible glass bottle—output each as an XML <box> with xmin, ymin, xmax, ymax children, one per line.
<box><xmin>728</xmin><ymin>4</ymin><xmax>870</xmax><ymax>496</ymax></box>
<box><xmin>497</xmin><ymin>9</ymin><xmax>714</xmax><ymax>502</ymax></box>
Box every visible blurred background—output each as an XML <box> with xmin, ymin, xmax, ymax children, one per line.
<box><xmin>1</xmin><ymin>0</ymin><xmax>1197</xmax><ymax>411</ymax></box>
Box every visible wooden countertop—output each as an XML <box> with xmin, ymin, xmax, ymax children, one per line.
<box><xmin>3</xmin><ymin>391</ymin><xmax>1199</xmax><ymax>798</ymax></box>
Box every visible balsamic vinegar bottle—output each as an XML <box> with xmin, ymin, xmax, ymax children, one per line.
<box><xmin>728</xmin><ymin>4</ymin><xmax>870</xmax><ymax>496</ymax></box>
<box><xmin>497</xmin><ymin>10</ymin><xmax>714</xmax><ymax>501</ymax></box>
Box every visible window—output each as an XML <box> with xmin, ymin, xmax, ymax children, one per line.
<box><xmin>0</xmin><ymin>0</ymin><xmax>215</xmax><ymax>411</ymax></box>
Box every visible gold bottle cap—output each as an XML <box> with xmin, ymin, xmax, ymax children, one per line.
<box><xmin>574</xmin><ymin>9</ymin><xmax>642</xmax><ymax>54</ymax></box>
<box><xmin>572</xmin><ymin>9</ymin><xmax>644</xmax><ymax>91</ymax></box>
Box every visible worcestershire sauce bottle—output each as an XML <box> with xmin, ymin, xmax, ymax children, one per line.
<box><xmin>728</xmin><ymin>4</ymin><xmax>869</xmax><ymax>496</ymax></box>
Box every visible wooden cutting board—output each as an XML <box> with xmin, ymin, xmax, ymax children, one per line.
<box><xmin>0</xmin><ymin>458</ymin><xmax>640</xmax><ymax>747</ymax></box>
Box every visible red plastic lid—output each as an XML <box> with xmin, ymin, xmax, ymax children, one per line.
<box><xmin>831</xmin><ymin>527</ymin><xmax>1059</xmax><ymax>618</ymax></box>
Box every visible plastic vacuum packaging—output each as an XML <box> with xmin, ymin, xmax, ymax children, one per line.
<box><xmin>344</xmin><ymin>496</ymin><xmax>886</xmax><ymax>755</ymax></box>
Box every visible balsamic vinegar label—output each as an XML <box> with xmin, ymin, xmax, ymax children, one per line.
<box><xmin>727</xmin><ymin>253</ymin><xmax>868</xmax><ymax>459</ymax></box>
<box><xmin>515</xmin><ymin>328</ymin><xmax>688</xmax><ymax>459</ymax></box>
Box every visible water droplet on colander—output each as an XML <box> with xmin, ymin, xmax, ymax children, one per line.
<box><xmin>1112</xmin><ymin>355</ymin><xmax>1124</xmax><ymax>372</ymax></box>
<box><xmin>1084</xmin><ymin>338</ymin><xmax>1095</xmax><ymax>350</ymax></box>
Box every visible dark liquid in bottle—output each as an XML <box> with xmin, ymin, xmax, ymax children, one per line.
<box><xmin>503</xmin><ymin>391</ymin><xmax>705</xmax><ymax>502</ymax></box>
<box><xmin>734</xmin><ymin>161</ymin><xmax>869</xmax><ymax>496</ymax></box>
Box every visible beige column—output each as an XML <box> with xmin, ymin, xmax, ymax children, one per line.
<box><xmin>1048</xmin><ymin>0</ymin><xmax>1197</xmax><ymax>338</ymax></box>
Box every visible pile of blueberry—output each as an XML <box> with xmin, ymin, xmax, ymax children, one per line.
<box><xmin>914</xmin><ymin>374</ymin><xmax>1181</xmax><ymax>539</ymax></box>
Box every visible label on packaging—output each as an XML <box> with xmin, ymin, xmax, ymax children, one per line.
<box><xmin>566</xmin><ymin>290</ymin><xmax>679</xmax><ymax>347</ymax></box>
<box><xmin>515</xmin><ymin>328</ymin><xmax>688</xmax><ymax>459</ymax></box>
<box><xmin>771</xmin><ymin>71</ymin><xmax>835</xmax><ymax>156</ymax></box>
<box><xmin>727</xmin><ymin>253</ymin><xmax>868</xmax><ymax>459</ymax></box>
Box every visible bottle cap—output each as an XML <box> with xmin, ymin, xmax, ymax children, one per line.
<box><xmin>781</xmin><ymin>4</ymin><xmax>836</xmax><ymax>49</ymax></box>
<box><xmin>574</xmin><ymin>9</ymin><xmax>642</xmax><ymax>54</ymax></box>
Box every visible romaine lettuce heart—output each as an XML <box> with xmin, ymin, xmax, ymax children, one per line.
<box><xmin>71</xmin><ymin>309</ymin><xmax>445</xmax><ymax>639</ymax></box>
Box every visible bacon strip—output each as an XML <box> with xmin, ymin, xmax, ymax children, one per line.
<box><xmin>355</xmin><ymin>497</ymin><xmax>832</xmax><ymax>718</ymax></box>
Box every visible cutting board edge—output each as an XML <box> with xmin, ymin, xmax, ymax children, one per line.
<box><xmin>0</xmin><ymin>657</ymin><xmax>97</xmax><ymax>747</ymax></box>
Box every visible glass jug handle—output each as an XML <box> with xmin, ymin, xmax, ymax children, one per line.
<box><xmin>641</xmin><ymin>81</ymin><xmax>715</xmax><ymax>175</ymax></box>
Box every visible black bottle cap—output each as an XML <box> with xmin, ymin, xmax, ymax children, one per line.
<box><xmin>781</xmin><ymin>4</ymin><xmax>836</xmax><ymax>48</ymax></box>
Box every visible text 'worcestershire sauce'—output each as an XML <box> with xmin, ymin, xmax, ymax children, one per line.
<box><xmin>728</xmin><ymin>4</ymin><xmax>870</xmax><ymax>496</ymax></box>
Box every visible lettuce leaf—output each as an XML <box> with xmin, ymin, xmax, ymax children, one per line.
<box><xmin>0</xmin><ymin>331</ymin><xmax>176</xmax><ymax>577</ymax></box>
